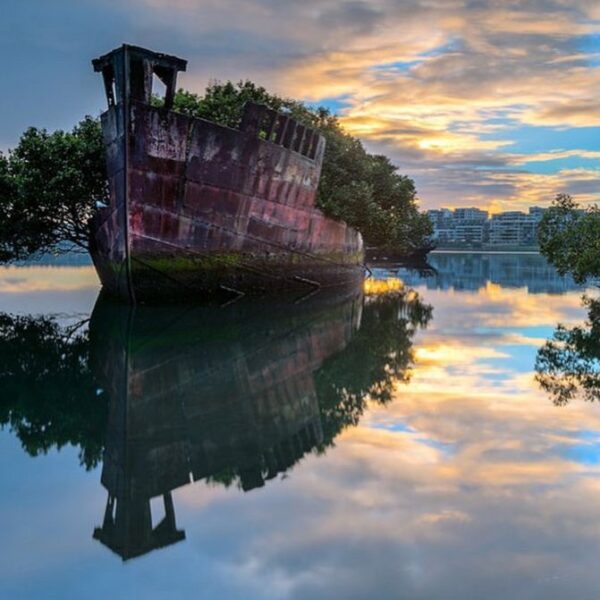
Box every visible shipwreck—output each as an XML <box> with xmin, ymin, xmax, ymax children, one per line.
<box><xmin>90</xmin><ymin>44</ymin><xmax>364</xmax><ymax>302</ymax></box>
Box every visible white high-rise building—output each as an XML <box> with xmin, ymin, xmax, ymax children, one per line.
<box><xmin>427</xmin><ymin>206</ymin><xmax>546</xmax><ymax>247</ymax></box>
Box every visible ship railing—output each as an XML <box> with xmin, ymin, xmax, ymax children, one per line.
<box><xmin>240</xmin><ymin>102</ymin><xmax>323</xmax><ymax>161</ymax></box>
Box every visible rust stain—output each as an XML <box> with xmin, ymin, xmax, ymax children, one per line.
<box><xmin>90</xmin><ymin>44</ymin><xmax>364</xmax><ymax>302</ymax></box>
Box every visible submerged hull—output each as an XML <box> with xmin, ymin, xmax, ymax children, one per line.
<box><xmin>90</xmin><ymin>46</ymin><xmax>364</xmax><ymax>303</ymax></box>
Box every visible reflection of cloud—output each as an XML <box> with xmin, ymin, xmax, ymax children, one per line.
<box><xmin>0</xmin><ymin>266</ymin><xmax>98</xmax><ymax>294</ymax></box>
<box><xmin>430</xmin><ymin>283</ymin><xmax>588</xmax><ymax>329</ymax></box>
<box><xmin>0</xmin><ymin>266</ymin><xmax>99</xmax><ymax>315</ymax></box>
<box><xmin>0</xmin><ymin>264</ymin><xmax>599</xmax><ymax>596</ymax></box>
<box><xmin>164</xmin><ymin>277</ymin><xmax>600</xmax><ymax>598</ymax></box>
<box><xmin>415</xmin><ymin>344</ymin><xmax>509</xmax><ymax>366</ymax></box>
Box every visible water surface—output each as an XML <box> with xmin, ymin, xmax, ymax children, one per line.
<box><xmin>1</xmin><ymin>252</ymin><xmax>598</xmax><ymax>599</ymax></box>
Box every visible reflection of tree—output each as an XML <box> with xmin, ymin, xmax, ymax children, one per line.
<box><xmin>0</xmin><ymin>285</ymin><xmax>431</xmax><ymax>478</ymax></box>
<box><xmin>316</xmin><ymin>289</ymin><xmax>432</xmax><ymax>445</ymax></box>
<box><xmin>535</xmin><ymin>296</ymin><xmax>600</xmax><ymax>405</ymax></box>
<box><xmin>536</xmin><ymin>194</ymin><xmax>600</xmax><ymax>406</ymax></box>
<box><xmin>0</xmin><ymin>314</ymin><xmax>105</xmax><ymax>469</ymax></box>
<box><xmin>0</xmin><ymin>285</ymin><xmax>432</xmax><ymax>560</ymax></box>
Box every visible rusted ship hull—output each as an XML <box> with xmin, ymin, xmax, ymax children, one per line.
<box><xmin>90</xmin><ymin>45</ymin><xmax>364</xmax><ymax>303</ymax></box>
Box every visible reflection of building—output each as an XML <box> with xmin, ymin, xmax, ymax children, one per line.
<box><xmin>427</xmin><ymin>207</ymin><xmax>547</xmax><ymax>248</ymax></box>
<box><xmin>90</xmin><ymin>290</ymin><xmax>363</xmax><ymax>560</ymax></box>
<box><xmin>393</xmin><ymin>252</ymin><xmax>580</xmax><ymax>294</ymax></box>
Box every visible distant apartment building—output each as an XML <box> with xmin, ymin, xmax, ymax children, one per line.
<box><xmin>427</xmin><ymin>208</ymin><xmax>455</xmax><ymax>244</ymax></box>
<box><xmin>453</xmin><ymin>208</ymin><xmax>489</xmax><ymax>245</ymax></box>
<box><xmin>488</xmin><ymin>210</ymin><xmax>543</xmax><ymax>246</ymax></box>
<box><xmin>427</xmin><ymin>207</ymin><xmax>488</xmax><ymax>245</ymax></box>
<box><xmin>427</xmin><ymin>206</ymin><xmax>546</xmax><ymax>248</ymax></box>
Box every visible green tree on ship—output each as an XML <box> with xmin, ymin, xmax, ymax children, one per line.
<box><xmin>0</xmin><ymin>81</ymin><xmax>431</xmax><ymax>263</ymax></box>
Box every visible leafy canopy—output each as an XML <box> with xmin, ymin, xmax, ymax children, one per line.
<box><xmin>168</xmin><ymin>82</ymin><xmax>432</xmax><ymax>252</ymax></box>
<box><xmin>0</xmin><ymin>80</ymin><xmax>431</xmax><ymax>262</ymax></box>
<box><xmin>0</xmin><ymin>117</ymin><xmax>106</xmax><ymax>261</ymax></box>
<box><xmin>538</xmin><ymin>193</ymin><xmax>600</xmax><ymax>284</ymax></box>
<box><xmin>536</xmin><ymin>193</ymin><xmax>600</xmax><ymax>405</ymax></box>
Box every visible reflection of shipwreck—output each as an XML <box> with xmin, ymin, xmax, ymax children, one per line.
<box><xmin>0</xmin><ymin>277</ymin><xmax>431</xmax><ymax>561</ymax></box>
<box><xmin>90</xmin><ymin>288</ymin><xmax>363</xmax><ymax>560</ymax></box>
<box><xmin>90</xmin><ymin>45</ymin><xmax>364</xmax><ymax>303</ymax></box>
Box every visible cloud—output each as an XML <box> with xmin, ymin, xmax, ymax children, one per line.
<box><xmin>5</xmin><ymin>0</ymin><xmax>600</xmax><ymax>210</ymax></box>
<box><xmin>523</xmin><ymin>99</ymin><xmax>600</xmax><ymax>128</ymax></box>
<box><xmin>514</xmin><ymin>149</ymin><xmax>600</xmax><ymax>163</ymax></box>
<box><xmin>0</xmin><ymin>266</ymin><xmax>98</xmax><ymax>294</ymax></box>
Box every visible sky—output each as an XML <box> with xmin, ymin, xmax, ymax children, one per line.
<box><xmin>1</xmin><ymin>0</ymin><xmax>599</xmax><ymax>212</ymax></box>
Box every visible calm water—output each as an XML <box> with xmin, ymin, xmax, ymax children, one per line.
<box><xmin>0</xmin><ymin>252</ymin><xmax>597</xmax><ymax>599</ymax></box>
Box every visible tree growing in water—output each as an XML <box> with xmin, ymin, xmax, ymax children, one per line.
<box><xmin>0</xmin><ymin>81</ymin><xmax>431</xmax><ymax>262</ymax></box>
<box><xmin>538</xmin><ymin>193</ymin><xmax>600</xmax><ymax>284</ymax></box>
<box><xmin>0</xmin><ymin>117</ymin><xmax>106</xmax><ymax>261</ymax></box>
<box><xmin>535</xmin><ymin>194</ymin><xmax>600</xmax><ymax>404</ymax></box>
<box><xmin>167</xmin><ymin>82</ymin><xmax>432</xmax><ymax>253</ymax></box>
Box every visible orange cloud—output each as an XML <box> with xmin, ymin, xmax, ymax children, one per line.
<box><xmin>124</xmin><ymin>0</ymin><xmax>600</xmax><ymax>209</ymax></box>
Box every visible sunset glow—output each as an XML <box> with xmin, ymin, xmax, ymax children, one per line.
<box><xmin>2</xmin><ymin>1</ymin><xmax>599</xmax><ymax>212</ymax></box>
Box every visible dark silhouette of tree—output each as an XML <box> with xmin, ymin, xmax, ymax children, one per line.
<box><xmin>316</xmin><ymin>288</ymin><xmax>432</xmax><ymax>446</ymax></box>
<box><xmin>0</xmin><ymin>117</ymin><xmax>106</xmax><ymax>261</ymax></box>
<box><xmin>0</xmin><ymin>314</ymin><xmax>105</xmax><ymax>468</ymax></box>
<box><xmin>535</xmin><ymin>296</ymin><xmax>600</xmax><ymax>405</ymax></box>
<box><xmin>538</xmin><ymin>194</ymin><xmax>600</xmax><ymax>284</ymax></box>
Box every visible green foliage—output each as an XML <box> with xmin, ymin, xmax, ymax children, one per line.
<box><xmin>315</xmin><ymin>287</ymin><xmax>432</xmax><ymax>446</ymax></box>
<box><xmin>538</xmin><ymin>193</ymin><xmax>600</xmax><ymax>284</ymax></box>
<box><xmin>535</xmin><ymin>296</ymin><xmax>600</xmax><ymax>405</ymax></box>
<box><xmin>0</xmin><ymin>314</ymin><xmax>105</xmax><ymax>469</ymax></box>
<box><xmin>536</xmin><ymin>193</ymin><xmax>600</xmax><ymax>404</ymax></box>
<box><xmin>1</xmin><ymin>80</ymin><xmax>430</xmax><ymax>262</ymax></box>
<box><xmin>0</xmin><ymin>117</ymin><xmax>107</xmax><ymax>261</ymax></box>
<box><xmin>0</xmin><ymin>154</ymin><xmax>19</xmax><ymax>262</ymax></box>
<box><xmin>167</xmin><ymin>81</ymin><xmax>432</xmax><ymax>252</ymax></box>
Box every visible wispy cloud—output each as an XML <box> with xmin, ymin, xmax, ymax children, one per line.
<box><xmin>123</xmin><ymin>0</ymin><xmax>600</xmax><ymax>210</ymax></box>
<box><xmin>2</xmin><ymin>0</ymin><xmax>599</xmax><ymax>210</ymax></box>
